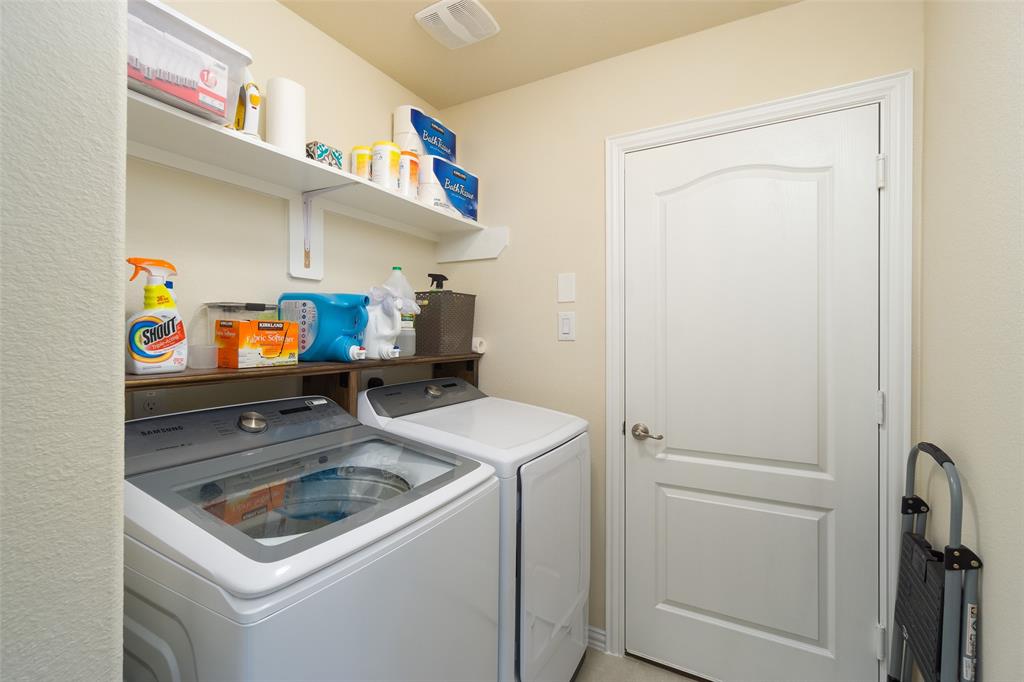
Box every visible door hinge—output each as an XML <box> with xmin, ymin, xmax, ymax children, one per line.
<box><xmin>876</xmin><ymin>390</ymin><xmax>886</xmax><ymax>426</ymax></box>
<box><xmin>622</xmin><ymin>421</ymin><xmax>626</xmax><ymax>436</ymax></box>
<box><xmin>876</xmin><ymin>624</ymin><xmax>887</xmax><ymax>661</ymax></box>
<box><xmin>876</xmin><ymin>154</ymin><xmax>887</xmax><ymax>190</ymax></box>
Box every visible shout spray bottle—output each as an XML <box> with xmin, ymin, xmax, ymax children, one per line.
<box><xmin>125</xmin><ymin>258</ymin><xmax>187</xmax><ymax>374</ymax></box>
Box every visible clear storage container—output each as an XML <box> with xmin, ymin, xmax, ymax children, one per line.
<box><xmin>127</xmin><ymin>0</ymin><xmax>252</xmax><ymax>123</ymax></box>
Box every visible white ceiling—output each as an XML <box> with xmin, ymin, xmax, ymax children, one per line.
<box><xmin>282</xmin><ymin>0</ymin><xmax>796</xmax><ymax>109</ymax></box>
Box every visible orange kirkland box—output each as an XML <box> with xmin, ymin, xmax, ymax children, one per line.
<box><xmin>204</xmin><ymin>480</ymin><xmax>288</xmax><ymax>527</ymax></box>
<box><xmin>216</xmin><ymin>320</ymin><xmax>298</xmax><ymax>368</ymax></box>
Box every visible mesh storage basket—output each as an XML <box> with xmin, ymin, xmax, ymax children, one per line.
<box><xmin>415</xmin><ymin>290</ymin><xmax>476</xmax><ymax>355</ymax></box>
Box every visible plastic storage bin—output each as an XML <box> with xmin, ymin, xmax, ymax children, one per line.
<box><xmin>414</xmin><ymin>290</ymin><xmax>475</xmax><ymax>355</ymax></box>
<box><xmin>127</xmin><ymin>0</ymin><xmax>252</xmax><ymax>123</ymax></box>
<box><xmin>194</xmin><ymin>302</ymin><xmax>279</xmax><ymax>346</ymax></box>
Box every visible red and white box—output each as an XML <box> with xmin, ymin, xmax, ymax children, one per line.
<box><xmin>127</xmin><ymin>0</ymin><xmax>251</xmax><ymax>124</ymax></box>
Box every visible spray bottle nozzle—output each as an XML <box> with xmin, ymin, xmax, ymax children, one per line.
<box><xmin>127</xmin><ymin>257</ymin><xmax>178</xmax><ymax>283</ymax></box>
<box><xmin>427</xmin><ymin>273</ymin><xmax>448</xmax><ymax>290</ymax></box>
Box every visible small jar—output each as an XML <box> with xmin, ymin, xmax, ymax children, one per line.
<box><xmin>370</xmin><ymin>140</ymin><xmax>400</xmax><ymax>190</ymax></box>
<box><xmin>350</xmin><ymin>146</ymin><xmax>371</xmax><ymax>179</ymax></box>
<box><xmin>398</xmin><ymin>150</ymin><xmax>419</xmax><ymax>199</ymax></box>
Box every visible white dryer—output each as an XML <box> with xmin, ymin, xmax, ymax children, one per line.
<box><xmin>358</xmin><ymin>379</ymin><xmax>590</xmax><ymax>682</ymax></box>
<box><xmin>123</xmin><ymin>396</ymin><xmax>499</xmax><ymax>682</ymax></box>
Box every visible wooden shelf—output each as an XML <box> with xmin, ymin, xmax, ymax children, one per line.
<box><xmin>125</xmin><ymin>353</ymin><xmax>483</xmax><ymax>390</ymax></box>
<box><xmin>126</xmin><ymin>91</ymin><xmax>508</xmax><ymax>275</ymax></box>
<box><xmin>126</xmin><ymin>352</ymin><xmax>482</xmax><ymax>415</ymax></box>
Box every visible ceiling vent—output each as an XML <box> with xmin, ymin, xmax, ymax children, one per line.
<box><xmin>415</xmin><ymin>0</ymin><xmax>500</xmax><ymax>49</ymax></box>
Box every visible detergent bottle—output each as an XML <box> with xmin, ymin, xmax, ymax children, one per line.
<box><xmin>278</xmin><ymin>293</ymin><xmax>369</xmax><ymax>362</ymax></box>
<box><xmin>364</xmin><ymin>297</ymin><xmax>403</xmax><ymax>360</ymax></box>
<box><xmin>125</xmin><ymin>258</ymin><xmax>188</xmax><ymax>374</ymax></box>
<box><xmin>364</xmin><ymin>267</ymin><xmax>421</xmax><ymax>360</ymax></box>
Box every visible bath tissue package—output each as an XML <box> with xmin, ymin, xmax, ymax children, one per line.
<box><xmin>394</xmin><ymin>105</ymin><xmax>456</xmax><ymax>162</ymax></box>
<box><xmin>418</xmin><ymin>156</ymin><xmax>478</xmax><ymax>221</ymax></box>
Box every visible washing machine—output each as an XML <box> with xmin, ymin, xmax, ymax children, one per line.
<box><xmin>123</xmin><ymin>396</ymin><xmax>499</xmax><ymax>682</ymax></box>
<box><xmin>358</xmin><ymin>378</ymin><xmax>590</xmax><ymax>682</ymax></box>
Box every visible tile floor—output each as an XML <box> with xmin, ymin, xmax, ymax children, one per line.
<box><xmin>576</xmin><ymin>649</ymin><xmax>689</xmax><ymax>682</ymax></box>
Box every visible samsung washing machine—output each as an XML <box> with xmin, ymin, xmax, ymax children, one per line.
<box><xmin>123</xmin><ymin>396</ymin><xmax>499</xmax><ymax>682</ymax></box>
<box><xmin>358</xmin><ymin>379</ymin><xmax>590</xmax><ymax>682</ymax></box>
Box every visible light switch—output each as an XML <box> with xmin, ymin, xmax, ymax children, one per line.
<box><xmin>558</xmin><ymin>312</ymin><xmax>576</xmax><ymax>341</ymax></box>
<box><xmin>557</xmin><ymin>273</ymin><xmax>576</xmax><ymax>303</ymax></box>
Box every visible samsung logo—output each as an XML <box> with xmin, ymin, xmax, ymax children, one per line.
<box><xmin>139</xmin><ymin>425</ymin><xmax>184</xmax><ymax>436</ymax></box>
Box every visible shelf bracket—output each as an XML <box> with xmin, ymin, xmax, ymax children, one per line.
<box><xmin>289</xmin><ymin>185</ymin><xmax>345</xmax><ymax>281</ymax></box>
<box><xmin>437</xmin><ymin>225</ymin><xmax>510</xmax><ymax>263</ymax></box>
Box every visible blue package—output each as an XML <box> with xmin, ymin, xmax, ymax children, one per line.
<box><xmin>420</xmin><ymin>156</ymin><xmax>478</xmax><ymax>221</ymax></box>
<box><xmin>412</xmin><ymin>109</ymin><xmax>456</xmax><ymax>160</ymax></box>
<box><xmin>395</xmin><ymin>106</ymin><xmax>457</xmax><ymax>162</ymax></box>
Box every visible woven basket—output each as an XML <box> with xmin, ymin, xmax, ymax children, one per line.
<box><xmin>415</xmin><ymin>290</ymin><xmax>476</xmax><ymax>355</ymax></box>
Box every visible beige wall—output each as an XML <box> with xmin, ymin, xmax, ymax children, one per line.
<box><xmin>129</xmin><ymin>0</ymin><xmax>442</xmax><ymax>335</ymax></box>
<box><xmin>919</xmin><ymin>2</ymin><xmax>1023</xmax><ymax>679</ymax></box>
<box><xmin>439</xmin><ymin>0</ymin><xmax>926</xmax><ymax>630</ymax></box>
<box><xmin>0</xmin><ymin>1</ymin><xmax>126</xmax><ymax>679</ymax></box>
<box><xmin>68</xmin><ymin>0</ymin><xmax>1020</xmax><ymax>676</ymax></box>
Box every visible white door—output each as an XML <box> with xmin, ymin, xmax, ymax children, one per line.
<box><xmin>624</xmin><ymin>105</ymin><xmax>881</xmax><ymax>682</ymax></box>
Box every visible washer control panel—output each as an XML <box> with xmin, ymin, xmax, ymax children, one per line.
<box><xmin>365</xmin><ymin>377</ymin><xmax>486</xmax><ymax>418</ymax></box>
<box><xmin>237</xmin><ymin>411</ymin><xmax>268</xmax><ymax>433</ymax></box>
<box><xmin>125</xmin><ymin>397</ymin><xmax>358</xmax><ymax>476</ymax></box>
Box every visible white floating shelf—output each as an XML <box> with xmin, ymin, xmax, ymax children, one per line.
<box><xmin>126</xmin><ymin>90</ymin><xmax>507</xmax><ymax>278</ymax></box>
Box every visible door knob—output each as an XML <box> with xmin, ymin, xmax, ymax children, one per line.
<box><xmin>631</xmin><ymin>423</ymin><xmax>664</xmax><ymax>441</ymax></box>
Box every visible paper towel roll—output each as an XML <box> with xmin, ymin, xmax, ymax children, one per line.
<box><xmin>266</xmin><ymin>77</ymin><xmax>306</xmax><ymax>158</ymax></box>
<box><xmin>471</xmin><ymin>337</ymin><xmax>487</xmax><ymax>354</ymax></box>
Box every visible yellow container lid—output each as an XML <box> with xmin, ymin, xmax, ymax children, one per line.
<box><xmin>372</xmin><ymin>140</ymin><xmax>399</xmax><ymax>148</ymax></box>
<box><xmin>352</xmin><ymin>145</ymin><xmax>372</xmax><ymax>152</ymax></box>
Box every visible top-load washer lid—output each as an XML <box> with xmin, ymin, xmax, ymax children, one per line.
<box><xmin>359</xmin><ymin>379</ymin><xmax>588</xmax><ymax>478</ymax></box>
<box><xmin>124</xmin><ymin>396</ymin><xmax>493</xmax><ymax>597</ymax></box>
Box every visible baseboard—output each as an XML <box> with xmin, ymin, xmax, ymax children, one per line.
<box><xmin>587</xmin><ymin>626</ymin><xmax>607</xmax><ymax>652</ymax></box>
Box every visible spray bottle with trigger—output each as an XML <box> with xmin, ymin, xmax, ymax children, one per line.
<box><xmin>125</xmin><ymin>258</ymin><xmax>188</xmax><ymax>374</ymax></box>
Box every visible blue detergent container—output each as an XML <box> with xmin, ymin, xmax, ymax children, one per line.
<box><xmin>278</xmin><ymin>293</ymin><xmax>369</xmax><ymax>362</ymax></box>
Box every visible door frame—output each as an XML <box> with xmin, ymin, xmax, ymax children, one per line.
<box><xmin>603</xmin><ymin>72</ymin><xmax>913</xmax><ymax>680</ymax></box>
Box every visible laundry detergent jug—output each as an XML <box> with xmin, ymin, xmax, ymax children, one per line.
<box><xmin>363</xmin><ymin>267</ymin><xmax>421</xmax><ymax>360</ymax></box>
<box><xmin>364</xmin><ymin>298</ymin><xmax>403</xmax><ymax>360</ymax></box>
<box><xmin>278</xmin><ymin>293</ymin><xmax>368</xmax><ymax>362</ymax></box>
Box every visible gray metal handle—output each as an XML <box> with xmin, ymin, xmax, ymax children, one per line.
<box><xmin>631</xmin><ymin>423</ymin><xmax>664</xmax><ymax>441</ymax></box>
<box><xmin>904</xmin><ymin>443</ymin><xmax>963</xmax><ymax>547</ymax></box>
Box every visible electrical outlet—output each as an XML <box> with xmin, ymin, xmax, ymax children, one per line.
<box><xmin>360</xmin><ymin>369</ymin><xmax>386</xmax><ymax>391</ymax></box>
<box><xmin>132</xmin><ymin>390</ymin><xmax>162</xmax><ymax>417</ymax></box>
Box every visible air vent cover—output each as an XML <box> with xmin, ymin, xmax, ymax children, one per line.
<box><xmin>415</xmin><ymin>0</ymin><xmax>500</xmax><ymax>49</ymax></box>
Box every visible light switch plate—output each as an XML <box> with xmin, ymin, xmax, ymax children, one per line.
<box><xmin>557</xmin><ymin>273</ymin><xmax>576</xmax><ymax>303</ymax></box>
<box><xmin>558</xmin><ymin>311</ymin><xmax>576</xmax><ymax>341</ymax></box>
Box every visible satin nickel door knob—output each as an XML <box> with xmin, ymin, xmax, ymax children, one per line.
<box><xmin>631</xmin><ymin>423</ymin><xmax>664</xmax><ymax>441</ymax></box>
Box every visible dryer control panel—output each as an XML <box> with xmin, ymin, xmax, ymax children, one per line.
<box><xmin>364</xmin><ymin>378</ymin><xmax>486</xmax><ymax>418</ymax></box>
<box><xmin>125</xmin><ymin>396</ymin><xmax>357</xmax><ymax>476</ymax></box>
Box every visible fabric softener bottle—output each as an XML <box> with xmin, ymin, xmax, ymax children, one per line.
<box><xmin>125</xmin><ymin>257</ymin><xmax>187</xmax><ymax>374</ymax></box>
